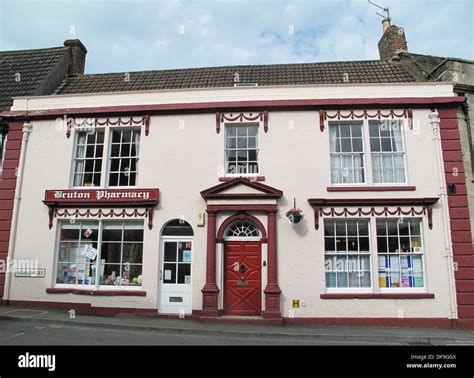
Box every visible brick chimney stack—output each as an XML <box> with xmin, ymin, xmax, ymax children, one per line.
<box><xmin>63</xmin><ymin>39</ymin><xmax>87</xmax><ymax>76</ymax></box>
<box><xmin>378</xmin><ymin>19</ymin><xmax>408</xmax><ymax>60</ymax></box>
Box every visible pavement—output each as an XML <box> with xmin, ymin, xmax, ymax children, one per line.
<box><xmin>0</xmin><ymin>305</ymin><xmax>474</xmax><ymax>345</ymax></box>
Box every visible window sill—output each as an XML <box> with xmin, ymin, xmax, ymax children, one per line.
<box><xmin>46</xmin><ymin>288</ymin><xmax>146</xmax><ymax>296</ymax></box>
<box><xmin>327</xmin><ymin>186</ymin><xmax>416</xmax><ymax>192</ymax></box>
<box><xmin>219</xmin><ymin>176</ymin><xmax>265</xmax><ymax>182</ymax></box>
<box><xmin>320</xmin><ymin>293</ymin><xmax>434</xmax><ymax>299</ymax></box>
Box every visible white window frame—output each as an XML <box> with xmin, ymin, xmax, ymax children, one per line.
<box><xmin>329</xmin><ymin>121</ymin><xmax>366</xmax><ymax>186</ymax></box>
<box><xmin>70</xmin><ymin>129</ymin><xmax>105</xmax><ymax>189</ymax></box>
<box><xmin>70</xmin><ymin>127</ymin><xmax>141</xmax><ymax>189</ymax></box>
<box><xmin>369</xmin><ymin>119</ymin><xmax>408</xmax><ymax>185</ymax></box>
<box><xmin>323</xmin><ymin>218</ymin><xmax>373</xmax><ymax>293</ymax></box>
<box><xmin>376</xmin><ymin>217</ymin><xmax>427</xmax><ymax>293</ymax></box>
<box><xmin>53</xmin><ymin>220</ymin><xmax>144</xmax><ymax>290</ymax></box>
<box><xmin>327</xmin><ymin>117</ymin><xmax>410</xmax><ymax>187</ymax></box>
<box><xmin>106</xmin><ymin>127</ymin><xmax>141</xmax><ymax>188</ymax></box>
<box><xmin>224</xmin><ymin>122</ymin><xmax>260</xmax><ymax>177</ymax></box>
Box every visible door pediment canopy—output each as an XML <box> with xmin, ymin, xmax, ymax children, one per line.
<box><xmin>201</xmin><ymin>178</ymin><xmax>283</xmax><ymax>200</ymax></box>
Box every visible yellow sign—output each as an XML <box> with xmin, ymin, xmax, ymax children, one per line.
<box><xmin>292</xmin><ymin>299</ymin><xmax>300</xmax><ymax>308</ymax></box>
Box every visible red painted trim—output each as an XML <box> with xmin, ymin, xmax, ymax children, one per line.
<box><xmin>308</xmin><ymin>197</ymin><xmax>439</xmax><ymax>206</ymax></box>
<box><xmin>283</xmin><ymin>317</ymin><xmax>456</xmax><ymax>329</ymax></box>
<box><xmin>218</xmin><ymin>176</ymin><xmax>265</xmax><ymax>182</ymax></box>
<box><xmin>264</xmin><ymin>210</ymin><xmax>281</xmax><ymax>318</ymax></box>
<box><xmin>201</xmin><ymin>177</ymin><xmax>282</xmax><ymax>199</ymax></box>
<box><xmin>66</xmin><ymin>115</ymin><xmax>149</xmax><ymax>139</ymax></box>
<box><xmin>320</xmin><ymin>293</ymin><xmax>435</xmax><ymax>299</ymax></box>
<box><xmin>327</xmin><ymin>186</ymin><xmax>416</xmax><ymax>192</ymax></box>
<box><xmin>0</xmin><ymin>121</ymin><xmax>23</xmax><ymax>300</ymax></box>
<box><xmin>201</xmin><ymin>210</ymin><xmax>219</xmax><ymax>315</ymax></box>
<box><xmin>216</xmin><ymin>213</ymin><xmax>267</xmax><ymax>242</ymax></box>
<box><xmin>51</xmin><ymin>208</ymin><xmax>150</xmax><ymax>230</ymax></box>
<box><xmin>308</xmin><ymin>197</ymin><xmax>438</xmax><ymax>231</ymax></box>
<box><xmin>144</xmin><ymin>114</ymin><xmax>150</xmax><ymax>136</ymax></box>
<box><xmin>319</xmin><ymin>110</ymin><xmax>326</xmax><ymax>131</ymax></box>
<box><xmin>438</xmin><ymin>107</ymin><xmax>474</xmax><ymax>320</ymax></box>
<box><xmin>1</xmin><ymin>97</ymin><xmax>465</xmax><ymax>119</ymax></box>
<box><xmin>203</xmin><ymin>193</ymin><xmax>281</xmax><ymax>199</ymax></box>
<box><xmin>46</xmin><ymin>288</ymin><xmax>146</xmax><ymax>296</ymax></box>
<box><xmin>215</xmin><ymin>112</ymin><xmax>220</xmax><ymax>133</ymax></box>
<box><xmin>5</xmin><ymin>300</ymin><xmax>157</xmax><ymax>317</ymax></box>
<box><xmin>207</xmin><ymin>204</ymin><xmax>278</xmax><ymax>212</ymax></box>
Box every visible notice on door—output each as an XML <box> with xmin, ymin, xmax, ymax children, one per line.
<box><xmin>164</xmin><ymin>270</ymin><xmax>172</xmax><ymax>280</ymax></box>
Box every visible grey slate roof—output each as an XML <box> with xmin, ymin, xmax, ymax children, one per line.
<box><xmin>58</xmin><ymin>60</ymin><xmax>418</xmax><ymax>95</ymax></box>
<box><xmin>0</xmin><ymin>46</ymin><xmax>67</xmax><ymax>110</ymax></box>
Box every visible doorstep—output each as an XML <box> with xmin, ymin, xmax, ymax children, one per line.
<box><xmin>199</xmin><ymin>315</ymin><xmax>284</xmax><ymax>326</ymax></box>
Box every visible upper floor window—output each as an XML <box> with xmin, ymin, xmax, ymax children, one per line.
<box><xmin>73</xmin><ymin>130</ymin><xmax>104</xmax><ymax>187</ymax></box>
<box><xmin>329</xmin><ymin>122</ymin><xmax>365</xmax><ymax>184</ymax></box>
<box><xmin>72</xmin><ymin>128</ymin><xmax>140</xmax><ymax>188</ymax></box>
<box><xmin>369</xmin><ymin>120</ymin><xmax>406</xmax><ymax>183</ymax></box>
<box><xmin>225</xmin><ymin>123</ymin><xmax>259</xmax><ymax>175</ymax></box>
<box><xmin>109</xmin><ymin>129</ymin><xmax>140</xmax><ymax>187</ymax></box>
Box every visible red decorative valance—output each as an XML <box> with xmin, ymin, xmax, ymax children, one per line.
<box><xmin>319</xmin><ymin>109</ymin><xmax>413</xmax><ymax>131</ymax></box>
<box><xmin>216</xmin><ymin>111</ymin><xmax>269</xmax><ymax>133</ymax></box>
<box><xmin>307</xmin><ymin>197</ymin><xmax>439</xmax><ymax>230</ymax></box>
<box><xmin>52</xmin><ymin>208</ymin><xmax>153</xmax><ymax>230</ymax></box>
<box><xmin>66</xmin><ymin>115</ymin><xmax>150</xmax><ymax>138</ymax></box>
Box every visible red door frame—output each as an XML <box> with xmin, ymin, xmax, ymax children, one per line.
<box><xmin>224</xmin><ymin>241</ymin><xmax>262</xmax><ymax>315</ymax></box>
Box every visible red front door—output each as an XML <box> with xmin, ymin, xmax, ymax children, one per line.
<box><xmin>224</xmin><ymin>241</ymin><xmax>262</xmax><ymax>315</ymax></box>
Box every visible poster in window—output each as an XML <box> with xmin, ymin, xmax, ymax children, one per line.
<box><xmin>165</xmin><ymin>270</ymin><xmax>172</xmax><ymax>280</ymax></box>
<box><xmin>412</xmin><ymin>256</ymin><xmax>423</xmax><ymax>271</ymax></box>
<box><xmin>183</xmin><ymin>250</ymin><xmax>191</xmax><ymax>262</ymax></box>
<box><xmin>185</xmin><ymin>275</ymin><xmax>191</xmax><ymax>284</ymax></box>
<box><xmin>414</xmin><ymin>273</ymin><xmax>424</xmax><ymax>287</ymax></box>
<box><xmin>82</xmin><ymin>244</ymin><xmax>98</xmax><ymax>260</ymax></box>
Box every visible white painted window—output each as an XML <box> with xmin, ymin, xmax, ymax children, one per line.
<box><xmin>108</xmin><ymin>129</ymin><xmax>141</xmax><ymax>187</ymax></box>
<box><xmin>72</xmin><ymin>130</ymin><xmax>105</xmax><ymax>187</ymax></box>
<box><xmin>71</xmin><ymin>128</ymin><xmax>140</xmax><ymax>188</ymax></box>
<box><xmin>55</xmin><ymin>220</ymin><xmax>143</xmax><ymax>288</ymax></box>
<box><xmin>225</xmin><ymin>123</ymin><xmax>259</xmax><ymax>175</ymax></box>
<box><xmin>376</xmin><ymin>218</ymin><xmax>424</xmax><ymax>289</ymax></box>
<box><xmin>324</xmin><ymin>219</ymin><xmax>371</xmax><ymax>289</ymax></box>
<box><xmin>329</xmin><ymin>122</ymin><xmax>365</xmax><ymax>184</ymax></box>
<box><xmin>369</xmin><ymin>120</ymin><xmax>406</xmax><ymax>184</ymax></box>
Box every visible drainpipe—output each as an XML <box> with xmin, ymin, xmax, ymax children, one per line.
<box><xmin>3</xmin><ymin>120</ymin><xmax>33</xmax><ymax>303</ymax></box>
<box><xmin>429</xmin><ymin>110</ymin><xmax>458</xmax><ymax>321</ymax></box>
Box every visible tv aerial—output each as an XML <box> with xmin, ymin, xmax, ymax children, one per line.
<box><xmin>368</xmin><ymin>0</ymin><xmax>391</xmax><ymax>22</ymax></box>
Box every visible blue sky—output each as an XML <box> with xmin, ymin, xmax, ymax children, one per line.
<box><xmin>0</xmin><ymin>0</ymin><xmax>472</xmax><ymax>74</ymax></box>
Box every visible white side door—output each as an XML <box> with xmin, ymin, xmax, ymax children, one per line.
<box><xmin>159</xmin><ymin>237</ymin><xmax>193</xmax><ymax>314</ymax></box>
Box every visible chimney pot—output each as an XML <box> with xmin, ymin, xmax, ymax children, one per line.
<box><xmin>63</xmin><ymin>39</ymin><xmax>87</xmax><ymax>77</ymax></box>
<box><xmin>382</xmin><ymin>18</ymin><xmax>391</xmax><ymax>32</ymax></box>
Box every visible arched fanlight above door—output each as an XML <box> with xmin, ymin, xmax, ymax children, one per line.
<box><xmin>162</xmin><ymin>219</ymin><xmax>194</xmax><ymax>236</ymax></box>
<box><xmin>224</xmin><ymin>220</ymin><xmax>261</xmax><ymax>238</ymax></box>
